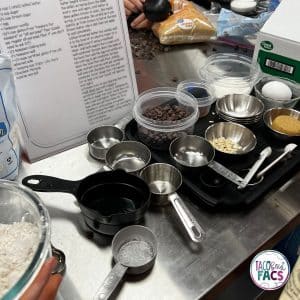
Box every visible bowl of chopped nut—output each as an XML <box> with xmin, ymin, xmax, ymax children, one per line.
<box><xmin>205</xmin><ymin>122</ymin><xmax>257</xmax><ymax>155</ymax></box>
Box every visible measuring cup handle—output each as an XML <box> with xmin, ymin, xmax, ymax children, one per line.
<box><xmin>114</xmin><ymin>114</ymin><xmax>132</xmax><ymax>130</ymax></box>
<box><xmin>101</xmin><ymin>165</ymin><xmax>113</xmax><ymax>172</ymax></box>
<box><xmin>22</xmin><ymin>175</ymin><xmax>79</xmax><ymax>195</ymax></box>
<box><xmin>208</xmin><ymin>161</ymin><xmax>244</xmax><ymax>186</ymax></box>
<box><xmin>94</xmin><ymin>263</ymin><xmax>128</xmax><ymax>300</ymax></box>
<box><xmin>256</xmin><ymin>151</ymin><xmax>288</xmax><ymax>178</ymax></box>
<box><xmin>169</xmin><ymin>193</ymin><xmax>205</xmax><ymax>243</ymax></box>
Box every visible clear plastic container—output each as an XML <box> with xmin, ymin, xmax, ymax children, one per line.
<box><xmin>254</xmin><ymin>76</ymin><xmax>300</xmax><ymax>110</ymax></box>
<box><xmin>133</xmin><ymin>87</ymin><xmax>199</xmax><ymax>150</ymax></box>
<box><xmin>177</xmin><ymin>80</ymin><xmax>216</xmax><ymax>118</ymax></box>
<box><xmin>199</xmin><ymin>53</ymin><xmax>261</xmax><ymax>99</ymax></box>
<box><xmin>0</xmin><ymin>180</ymin><xmax>51</xmax><ymax>300</ymax></box>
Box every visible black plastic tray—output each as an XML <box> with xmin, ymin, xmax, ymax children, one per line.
<box><xmin>125</xmin><ymin>107</ymin><xmax>300</xmax><ymax>208</ymax></box>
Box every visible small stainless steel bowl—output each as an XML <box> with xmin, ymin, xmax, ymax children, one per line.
<box><xmin>205</xmin><ymin>122</ymin><xmax>257</xmax><ymax>155</ymax></box>
<box><xmin>87</xmin><ymin>126</ymin><xmax>124</xmax><ymax>160</ymax></box>
<box><xmin>216</xmin><ymin>94</ymin><xmax>264</xmax><ymax>124</ymax></box>
<box><xmin>263</xmin><ymin>108</ymin><xmax>300</xmax><ymax>140</ymax></box>
<box><xmin>106</xmin><ymin>141</ymin><xmax>151</xmax><ymax>173</ymax></box>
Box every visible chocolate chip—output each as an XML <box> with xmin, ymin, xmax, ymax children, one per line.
<box><xmin>128</xmin><ymin>28</ymin><xmax>178</xmax><ymax>60</ymax></box>
<box><xmin>139</xmin><ymin>104</ymin><xmax>192</xmax><ymax>149</ymax></box>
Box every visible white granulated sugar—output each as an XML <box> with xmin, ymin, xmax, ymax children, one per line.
<box><xmin>230</xmin><ymin>0</ymin><xmax>257</xmax><ymax>13</ymax></box>
<box><xmin>212</xmin><ymin>77</ymin><xmax>252</xmax><ymax>98</ymax></box>
<box><xmin>0</xmin><ymin>222</ymin><xmax>39</xmax><ymax>298</ymax></box>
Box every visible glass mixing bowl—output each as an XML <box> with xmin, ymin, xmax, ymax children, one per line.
<box><xmin>0</xmin><ymin>180</ymin><xmax>50</xmax><ymax>300</ymax></box>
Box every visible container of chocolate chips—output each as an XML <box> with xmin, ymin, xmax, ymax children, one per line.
<box><xmin>133</xmin><ymin>87</ymin><xmax>199</xmax><ymax>150</ymax></box>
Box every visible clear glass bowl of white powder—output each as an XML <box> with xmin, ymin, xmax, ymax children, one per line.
<box><xmin>199</xmin><ymin>53</ymin><xmax>261</xmax><ymax>99</ymax></box>
<box><xmin>0</xmin><ymin>180</ymin><xmax>50</xmax><ymax>299</ymax></box>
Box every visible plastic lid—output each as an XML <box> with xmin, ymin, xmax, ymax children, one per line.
<box><xmin>200</xmin><ymin>53</ymin><xmax>261</xmax><ymax>83</ymax></box>
<box><xmin>133</xmin><ymin>87</ymin><xmax>199</xmax><ymax>132</ymax></box>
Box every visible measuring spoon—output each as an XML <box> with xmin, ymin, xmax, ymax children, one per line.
<box><xmin>238</xmin><ymin>147</ymin><xmax>272</xmax><ymax>189</ymax></box>
<box><xmin>256</xmin><ymin>143</ymin><xmax>298</xmax><ymax>178</ymax></box>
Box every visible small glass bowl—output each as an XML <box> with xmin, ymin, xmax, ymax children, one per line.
<box><xmin>0</xmin><ymin>180</ymin><xmax>50</xmax><ymax>300</ymax></box>
<box><xmin>199</xmin><ymin>53</ymin><xmax>261</xmax><ymax>98</ymax></box>
<box><xmin>254</xmin><ymin>76</ymin><xmax>300</xmax><ymax>110</ymax></box>
<box><xmin>133</xmin><ymin>87</ymin><xmax>199</xmax><ymax>150</ymax></box>
<box><xmin>177</xmin><ymin>80</ymin><xmax>216</xmax><ymax>118</ymax></box>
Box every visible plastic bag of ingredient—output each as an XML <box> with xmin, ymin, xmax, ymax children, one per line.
<box><xmin>217</xmin><ymin>8</ymin><xmax>271</xmax><ymax>37</ymax></box>
<box><xmin>0</xmin><ymin>55</ymin><xmax>20</xmax><ymax>180</ymax></box>
<box><xmin>268</xmin><ymin>0</ymin><xmax>281</xmax><ymax>11</ymax></box>
<box><xmin>152</xmin><ymin>0</ymin><xmax>216</xmax><ymax>45</ymax></box>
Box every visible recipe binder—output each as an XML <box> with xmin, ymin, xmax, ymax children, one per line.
<box><xmin>0</xmin><ymin>0</ymin><xmax>138</xmax><ymax>161</ymax></box>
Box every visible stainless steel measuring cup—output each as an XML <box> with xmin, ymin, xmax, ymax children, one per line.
<box><xmin>87</xmin><ymin>115</ymin><xmax>132</xmax><ymax>160</ymax></box>
<box><xmin>140</xmin><ymin>163</ymin><xmax>205</xmax><ymax>243</ymax></box>
<box><xmin>169</xmin><ymin>135</ymin><xmax>244</xmax><ymax>186</ymax></box>
<box><xmin>103</xmin><ymin>141</ymin><xmax>151</xmax><ymax>174</ymax></box>
<box><xmin>94</xmin><ymin>225</ymin><xmax>157</xmax><ymax>300</ymax></box>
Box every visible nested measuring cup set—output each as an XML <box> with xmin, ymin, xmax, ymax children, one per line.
<box><xmin>87</xmin><ymin>117</ymin><xmax>207</xmax><ymax>244</ymax></box>
<box><xmin>22</xmin><ymin>114</ymin><xmax>206</xmax><ymax>243</ymax></box>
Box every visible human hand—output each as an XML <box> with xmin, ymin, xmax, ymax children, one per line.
<box><xmin>20</xmin><ymin>257</ymin><xmax>63</xmax><ymax>300</ymax></box>
<box><xmin>124</xmin><ymin>0</ymin><xmax>145</xmax><ymax>17</ymax></box>
<box><xmin>130</xmin><ymin>13</ymin><xmax>153</xmax><ymax>29</ymax></box>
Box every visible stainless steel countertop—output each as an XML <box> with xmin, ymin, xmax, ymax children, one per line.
<box><xmin>18</xmin><ymin>43</ymin><xmax>300</xmax><ymax>300</ymax></box>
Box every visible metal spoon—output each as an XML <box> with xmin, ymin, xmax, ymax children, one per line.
<box><xmin>238</xmin><ymin>147</ymin><xmax>272</xmax><ymax>189</ymax></box>
<box><xmin>256</xmin><ymin>143</ymin><xmax>298</xmax><ymax>178</ymax></box>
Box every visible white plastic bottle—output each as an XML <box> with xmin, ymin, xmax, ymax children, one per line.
<box><xmin>0</xmin><ymin>55</ymin><xmax>20</xmax><ymax>180</ymax></box>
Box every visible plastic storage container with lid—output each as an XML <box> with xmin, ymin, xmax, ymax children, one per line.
<box><xmin>0</xmin><ymin>180</ymin><xmax>51</xmax><ymax>300</ymax></box>
<box><xmin>199</xmin><ymin>53</ymin><xmax>261</xmax><ymax>99</ymax></box>
<box><xmin>133</xmin><ymin>87</ymin><xmax>199</xmax><ymax>150</ymax></box>
<box><xmin>177</xmin><ymin>80</ymin><xmax>216</xmax><ymax>118</ymax></box>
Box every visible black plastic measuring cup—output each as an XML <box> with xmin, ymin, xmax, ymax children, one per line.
<box><xmin>22</xmin><ymin>170</ymin><xmax>151</xmax><ymax>235</ymax></box>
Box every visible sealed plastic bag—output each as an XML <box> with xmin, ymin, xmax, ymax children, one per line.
<box><xmin>0</xmin><ymin>55</ymin><xmax>20</xmax><ymax>180</ymax></box>
<box><xmin>217</xmin><ymin>8</ymin><xmax>271</xmax><ymax>37</ymax></box>
<box><xmin>152</xmin><ymin>0</ymin><xmax>216</xmax><ymax>45</ymax></box>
